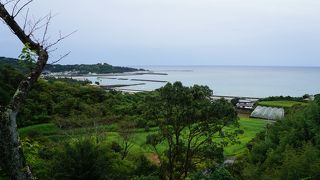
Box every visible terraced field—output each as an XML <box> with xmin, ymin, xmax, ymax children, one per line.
<box><xmin>19</xmin><ymin>117</ymin><xmax>270</xmax><ymax>157</ymax></box>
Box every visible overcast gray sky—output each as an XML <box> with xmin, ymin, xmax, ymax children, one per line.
<box><xmin>1</xmin><ymin>0</ymin><xmax>320</xmax><ymax>66</ymax></box>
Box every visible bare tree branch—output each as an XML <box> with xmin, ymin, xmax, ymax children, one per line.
<box><xmin>47</xmin><ymin>47</ymin><xmax>58</xmax><ymax>53</ymax></box>
<box><xmin>27</xmin><ymin>14</ymin><xmax>48</xmax><ymax>36</ymax></box>
<box><xmin>46</xmin><ymin>30</ymin><xmax>77</xmax><ymax>50</ymax></box>
<box><xmin>22</xmin><ymin>7</ymin><xmax>28</xmax><ymax>30</ymax></box>
<box><xmin>41</xmin><ymin>12</ymin><xmax>52</xmax><ymax>44</ymax></box>
<box><xmin>11</xmin><ymin>0</ymin><xmax>21</xmax><ymax>16</ymax></box>
<box><xmin>50</xmin><ymin>51</ymin><xmax>70</xmax><ymax>64</ymax></box>
<box><xmin>13</xmin><ymin>0</ymin><xmax>32</xmax><ymax>18</ymax></box>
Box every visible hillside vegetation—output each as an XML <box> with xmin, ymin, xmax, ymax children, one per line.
<box><xmin>18</xmin><ymin>117</ymin><xmax>268</xmax><ymax>156</ymax></box>
<box><xmin>1</xmin><ymin>60</ymin><xmax>319</xmax><ymax>179</ymax></box>
<box><xmin>235</xmin><ymin>97</ymin><xmax>320</xmax><ymax>179</ymax></box>
<box><xmin>0</xmin><ymin>56</ymin><xmax>143</xmax><ymax>74</ymax></box>
<box><xmin>0</xmin><ymin>63</ymin><xmax>245</xmax><ymax>179</ymax></box>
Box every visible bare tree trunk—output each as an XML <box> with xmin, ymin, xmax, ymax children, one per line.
<box><xmin>0</xmin><ymin>3</ymin><xmax>49</xmax><ymax>179</ymax></box>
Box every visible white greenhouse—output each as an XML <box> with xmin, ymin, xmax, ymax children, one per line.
<box><xmin>250</xmin><ymin>106</ymin><xmax>284</xmax><ymax>120</ymax></box>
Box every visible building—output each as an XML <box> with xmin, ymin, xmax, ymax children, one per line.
<box><xmin>236</xmin><ymin>99</ymin><xmax>256</xmax><ymax>110</ymax></box>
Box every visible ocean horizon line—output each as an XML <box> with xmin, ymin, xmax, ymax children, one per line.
<box><xmin>130</xmin><ymin>64</ymin><xmax>320</xmax><ymax>69</ymax></box>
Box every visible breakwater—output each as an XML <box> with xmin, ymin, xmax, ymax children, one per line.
<box><xmin>130</xmin><ymin>79</ymin><xmax>168</xmax><ymax>83</ymax></box>
<box><xmin>100</xmin><ymin>83</ymin><xmax>146</xmax><ymax>89</ymax></box>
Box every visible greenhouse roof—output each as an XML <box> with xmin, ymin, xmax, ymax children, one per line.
<box><xmin>250</xmin><ymin>106</ymin><xmax>284</xmax><ymax>120</ymax></box>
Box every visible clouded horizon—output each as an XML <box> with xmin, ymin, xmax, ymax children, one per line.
<box><xmin>1</xmin><ymin>0</ymin><xmax>320</xmax><ymax>66</ymax></box>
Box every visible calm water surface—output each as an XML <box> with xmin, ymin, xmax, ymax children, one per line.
<box><xmin>83</xmin><ymin>66</ymin><xmax>320</xmax><ymax>98</ymax></box>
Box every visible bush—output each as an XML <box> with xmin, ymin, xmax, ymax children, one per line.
<box><xmin>231</xmin><ymin>98</ymin><xmax>240</xmax><ymax>106</ymax></box>
<box><xmin>111</xmin><ymin>141</ymin><xmax>122</xmax><ymax>153</ymax></box>
<box><xmin>133</xmin><ymin>155</ymin><xmax>159</xmax><ymax>177</ymax></box>
<box><xmin>260</xmin><ymin>96</ymin><xmax>305</xmax><ymax>102</ymax></box>
<box><xmin>52</xmin><ymin>138</ymin><xmax>132</xmax><ymax>179</ymax></box>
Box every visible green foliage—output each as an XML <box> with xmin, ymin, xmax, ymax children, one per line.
<box><xmin>303</xmin><ymin>94</ymin><xmax>311</xmax><ymax>99</ymax></box>
<box><xmin>39</xmin><ymin>82</ymin><xmax>153</xmax><ymax>129</ymax></box>
<box><xmin>110</xmin><ymin>141</ymin><xmax>122</xmax><ymax>153</ymax></box>
<box><xmin>45</xmin><ymin>62</ymin><xmax>143</xmax><ymax>74</ymax></box>
<box><xmin>21</xmin><ymin>138</ymin><xmax>41</xmax><ymax>169</ymax></box>
<box><xmin>275</xmin><ymin>143</ymin><xmax>320</xmax><ymax>179</ymax></box>
<box><xmin>17</xmin><ymin>80</ymin><xmax>117</xmax><ymax>127</ymax></box>
<box><xmin>0</xmin><ymin>60</ymin><xmax>152</xmax><ymax>128</ymax></box>
<box><xmin>315</xmin><ymin>94</ymin><xmax>320</xmax><ymax>105</ymax></box>
<box><xmin>240</xmin><ymin>102</ymin><xmax>320</xmax><ymax>180</ymax></box>
<box><xmin>44</xmin><ymin>76</ymin><xmax>92</xmax><ymax>85</ymax></box>
<box><xmin>18</xmin><ymin>43</ymin><xmax>37</xmax><ymax>70</ymax></box>
<box><xmin>260</xmin><ymin>95</ymin><xmax>306</xmax><ymax>102</ymax></box>
<box><xmin>18</xmin><ymin>118</ymin><xmax>265</xmax><ymax>157</ymax></box>
<box><xmin>21</xmin><ymin>138</ymin><xmax>54</xmax><ymax>179</ymax></box>
<box><xmin>18</xmin><ymin>123</ymin><xmax>61</xmax><ymax>138</ymax></box>
<box><xmin>52</xmin><ymin>138</ymin><xmax>132</xmax><ymax>179</ymax></box>
<box><xmin>257</xmin><ymin>100</ymin><xmax>308</xmax><ymax>108</ymax></box>
<box><xmin>118</xmin><ymin>121</ymin><xmax>136</xmax><ymax>159</ymax></box>
<box><xmin>145</xmin><ymin>82</ymin><xmax>239</xmax><ymax>179</ymax></box>
<box><xmin>0</xmin><ymin>56</ymin><xmax>143</xmax><ymax>74</ymax></box>
<box><xmin>0</xmin><ymin>64</ymin><xmax>24</xmax><ymax>106</ymax></box>
<box><xmin>223</xmin><ymin>118</ymin><xmax>270</xmax><ymax>156</ymax></box>
<box><xmin>230</xmin><ymin>98</ymin><xmax>240</xmax><ymax>106</ymax></box>
<box><xmin>0</xmin><ymin>57</ymin><xmax>29</xmax><ymax>73</ymax></box>
<box><xmin>2</xmin><ymin>57</ymin><xmax>287</xmax><ymax>178</ymax></box>
<box><xmin>133</xmin><ymin>155</ymin><xmax>159</xmax><ymax>178</ymax></box>
<box><xmin>17</xmin><ymin>117</ymin><xmax>268</xmax><ymax>179</ymax></box>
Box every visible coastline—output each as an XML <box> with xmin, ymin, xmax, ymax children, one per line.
<box><xmin>51</xmin><ymin>65</ymin><xmax>320</xmax><ymax>98</ymax></box>
<box><xmin>54</xmin><ymin>71</ymin><xmax>168</xmax><ymax>78</ymax></box>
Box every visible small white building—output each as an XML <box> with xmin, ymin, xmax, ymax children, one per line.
<box><xmin>236</xmin><ymin>99</ymin><xmax>256</xmax><ymax>110</ymax></box>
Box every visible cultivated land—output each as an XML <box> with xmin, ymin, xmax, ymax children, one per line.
<box><xmin>257</xmin><ymin>100</ymin><xmax>308</xmax><ymax>108</ymax></box>
<box><xmin>19</xmin><ymin>117</ymin><xmax>269</xmax><ymax>158</ymax></box>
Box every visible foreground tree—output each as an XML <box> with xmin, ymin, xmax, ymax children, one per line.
<box><xmin>0</xmin><ymin>1</ymin><xmax>71</xmax><ymax>179</ymax></box>
<box><xmin>146</xmin><ymin>82</ymin><xmax>239</xmax><ymax>180</ymax></box>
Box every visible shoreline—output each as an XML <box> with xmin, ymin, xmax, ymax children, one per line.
<box><xmin>52</xmin><ymin>68</ymin><xmax>318</xmax><ymax>98</ymax></box>
<box><xmin>54</xmin><ymin>71</ymin><xmax>168</xmax><ymax>78</ymax></box>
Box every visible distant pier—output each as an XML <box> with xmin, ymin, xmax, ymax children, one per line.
<box><xmin>100</xmin><ymin>83</ymin><xmax>146</xmax><ymax>89</ymax></box>
<box><xmin>130</xmin><ymin>79</ymin><xmax>168</xmax><ymax>83</ymax></box>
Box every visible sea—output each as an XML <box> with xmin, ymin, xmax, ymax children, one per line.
<box><xmin>80</xmin><ymin>66</ymin><xmax>320</xmax><ymax>98</ymax></box>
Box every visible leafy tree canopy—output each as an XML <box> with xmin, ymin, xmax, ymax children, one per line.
<box><xmin>145</xmin><ymin>82</ymin><xmax>239</xmax><ymax>179</ymax></box>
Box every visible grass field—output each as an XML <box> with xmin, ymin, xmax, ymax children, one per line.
<box><xmin>257</xmin><ymin>100</ymin><xmax>308</xmax><ymax>108</ymax></box>
<box><xmin>19</xmin><ymin>117</ymin><xmax>270</xmax><ymax>157</ymax></box>
<box><xmin>224</xmin><ymin>118</ymin><xmax>270</xmax><ymax>156</ymax></box>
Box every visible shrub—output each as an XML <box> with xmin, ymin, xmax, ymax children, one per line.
<box><xmin>52</xmin><ymin>138</ymin><xmax>132</xmax><ymax>179</ymax></box>
<box><xmin>133</xmin><ymin>155</ymin><xmax>159</xmax><ymax>177</ymax></box>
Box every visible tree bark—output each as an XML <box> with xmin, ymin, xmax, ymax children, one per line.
<box><xmin>0</xmin><ymin>3</ymin><xmax>49</xmax><ymax>179</ymax></box>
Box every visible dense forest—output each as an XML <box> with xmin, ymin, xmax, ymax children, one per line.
<box><xmin>1</xmin><ymin>59</ymin><xmax>320</xmax><ymax>179</ymax></box>
<box><xmin>0</xmin><ymin>57</ymin><xmax>144</xmax><ymax>74</ymax></box>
